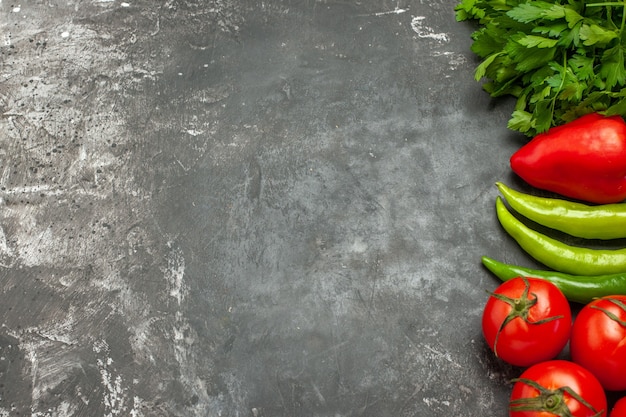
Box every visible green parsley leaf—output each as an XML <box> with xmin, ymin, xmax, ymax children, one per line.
<box><xmin>532</xmin><ymin>99</ymin><xmax>554</xmax><ymax>133</ymax></box>
<box><xmin>506</xmin><ymin>2</ymin><xmax>558</xmax><ymax>23</ymax></box>
<box><xmin>516</xmin><ymin>35</ymin><xmax>559</xmax><ymax>48</ymax></box>
<box><xmin>508</xmin><ymin>110</ymin><xmax>534</xmax><ymax>133</ymax></box>
<box><xmin>563</xmin><ymin>8</ymin><xmax>584</xmax><ymax>29</ymax></box>
<box><xmin>530</xmin><ymin>85</ymin><xmax>553</xmax><ymax>103</ymax></box>
<box><xmin>557</xmin><ymin>20</ymin><xmax>582</xmax><ymax>48</ymax></box>
<box><xmin>606</xmin><ymin>97</ymin><xmax>626</xmax><ymax>116</ymax></box>
<box><xmin>579</xmin><ymin>24</ymin><xmax>618</xmax><ymax>46</ymax></box>
<box><xmin>600</xmin><ymin>45</ymin><xmax>626</xmax><ymax>89</ymax></box>
<box><xmin>471</xmin><ymin>27</ymin><xmax>506</xmax><ymax>58</ymax></box>
<box><xmin>532</xmin><ymin>22</ymin><xmax>568</xmax><ymax>38</ymax></box>
<box><xmin>474</xmin><ymin>52</ymin><xmax>502</xmax><ymax>81</ymax></box>
<box><xmin>504</xmin><ymin>36</ymin><xmax>556</xmax><ymax>72</ymax></box>
<box><xmin>569</xmin><ymin>54</ymin><xmax>595</xmax><ymax>80</ymax></box>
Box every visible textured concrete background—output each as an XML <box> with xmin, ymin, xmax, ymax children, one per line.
<box><xmin>1</xmin><ymin>1</ymin><xmax>532</xmax><ymax>416</ymax></box>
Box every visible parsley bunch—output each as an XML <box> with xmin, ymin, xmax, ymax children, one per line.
<box><xmin>456</xmin><ymin>0</ymin><xmax>626</xmax><ymax>136</ymax></box>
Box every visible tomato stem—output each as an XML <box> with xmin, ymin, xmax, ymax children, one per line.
<box><xmin>510</xmin><ymin>378</ymin><xmax>604</xmax><ymax>417</ymax></box>
<box><xmin>591</xmin><ymin>297</ymin><xmax>626</xmax><ymax>327</ymax></box>
<box><xmin>545</xmin><ymin>394</ymin><xmax>558</xmax><ymax>409</ymax></box>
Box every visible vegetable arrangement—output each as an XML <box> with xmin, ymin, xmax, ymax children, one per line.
<box><xmin>456</xmin><ymin>0</ymin><xmax>626</xmax><ymax>415</ymax></box>
<box><xmin>483</xmin><ymin>176</ymin><xmax>626</xmax><ymax>415</ymax></box>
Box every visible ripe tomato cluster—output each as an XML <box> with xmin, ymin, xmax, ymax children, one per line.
<box><xmin>482</xmin><ymin>277</ymin><xmax>626</xmax><ymax>417</ymax></box>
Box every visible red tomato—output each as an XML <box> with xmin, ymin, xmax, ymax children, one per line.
<box><xmin>510</xmin><ymin>360</ymin><xmax>607</xmax><ymax>417</ymax></box>
<box><xmin>610</xmin><ymin>397</ymin><xmax>626</xmax><ymax>417</ymax></box>
<box><xmin>570</xmin><ymin>295</ymin><xmax>626</xmax><ymax>391</ymax></box>
<box><xmin>482</xmin><ymin>277</ymin><xmax>572</xmax><ymax>367</ymax></box>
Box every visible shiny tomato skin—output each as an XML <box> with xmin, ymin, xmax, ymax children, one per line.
<box><xmin>570</xmin><ymin>295</ymin><xmax>626</xmax><ymax>391</ymax></box>
<box><xmin>610</xmin><ymin>397</ymin><xmax>626</xmax><ymax>417</ymax></box>
<box><xmin>510</xmin><ymin>360</ymin><xmax>607</xmax><ymax>417</ymax></box>
<box><xmin>482</xmin><ymin>277</ymin><xmax>572</xmax><ymax>367</ymax></box>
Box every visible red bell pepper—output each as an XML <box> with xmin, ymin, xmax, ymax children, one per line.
<box><xmin>510</xmin><ymin>113</ymin><xmax>626</xmax><ymax>204</ymax></box>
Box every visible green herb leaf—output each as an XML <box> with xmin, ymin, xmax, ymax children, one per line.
<box><xmin>505</xmin><ymin>36</ymin><xmax>557</xmax><ymax>72</ymax></box>
<box><xmin>600</xmin><ymin>45</ymin><xmax>626</xmax><ymax>89</ymax></box>
<box><xmin>606</xmin><ymin>97</ymin><xmax>626</xmax><ymax>116</ymax></box>
<box><xmin>508</xmin><ymin>110</ymin><xmax>534</xmax><ymax>133</ymax></box>
<box><xmin>507</xmin><ymin>2</ymin><xmax>559</xmax><ymax>23</ymax></box>
<box><xmin>532</xmin><ymin>22</ymin><xmax>568</xmax><ymax>37</ymax></box>
<box><xmin>563</xmin><ymin>8</ymin><xmax>584</xmax><ymax>28</ymax></box>
<box><xmin>579</xmin><ymin>23</ymin><xmax>618</xmax><ymax>46</ymax></box>
<box><xmin>474</xmin><ymin>52</ymin><xmax>502</xmax><ymax>81</ymax></box>
<box><xmin>516</xmin><ymin>35</ymin><xmax>559</xmax><ymax>48</ymax></box>
<box><xmin>569</xmin><ymin>54</ymin><xmax>595</xmax><ymax>80</ymax></box>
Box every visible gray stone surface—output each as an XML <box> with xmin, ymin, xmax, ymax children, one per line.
<box><xmin>1</xmin><ymin>1</ymin><xmax>530</xmax><ymax>415</ymax></box>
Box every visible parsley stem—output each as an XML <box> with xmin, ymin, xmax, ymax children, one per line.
<box><xmin>622</xmin><ymin>2</ymin><xmax>626</xmax><ymax>36</ymax></box>
<box><xmin>550</xmin><ymin>55</ymin><xmax>568</xmax><ymax>126</ymax></box>
<box><xmin>587</xmin><ymin>2</ymin><xmax>626</xmax><ymax>7</ymax></box>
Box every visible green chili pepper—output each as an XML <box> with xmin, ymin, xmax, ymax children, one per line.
<box><xmin>495</xmin><ymin>196</ymin><xmax>626</xmax><ymax>275</ymax></box>
<box><xmin>481</xmin><ymin>256</ymin><xmax>626</xmax><ymax>304</ymax></box>
<box><xmin>496</xmin><ymin>182</ymin><xmax>626</xmax><ymax>240</ymax></box>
